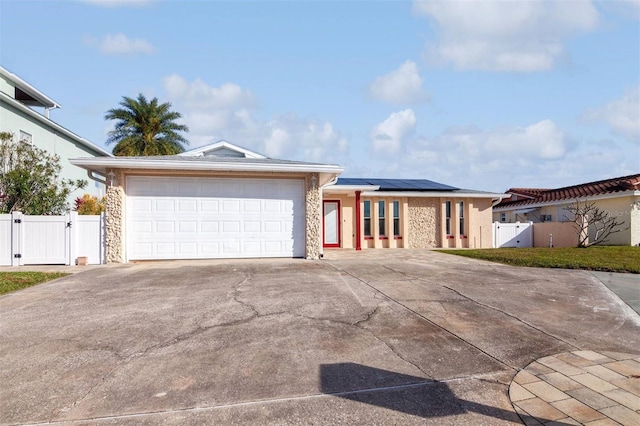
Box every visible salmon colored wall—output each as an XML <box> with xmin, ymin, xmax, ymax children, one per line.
<box><xmin>533</xmin><ymin>222</ymin><xmax>577</xmax><ymax>247</ymax></box>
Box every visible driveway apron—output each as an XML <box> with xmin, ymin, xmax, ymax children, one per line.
<box><xmin>1</xmin><ymin>250</ymin><xmax>638</xmax><ymax>425</ymax></box>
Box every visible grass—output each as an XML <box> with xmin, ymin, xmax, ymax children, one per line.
<box><xmin>439</xmin><ymin>246</ymin><xmax>640</xmax><ymax>274</ymax></box>
<box><xmin>0</xmin><ymin>272</ymin><xmax>69</xmax><ymax>295</ymax></box>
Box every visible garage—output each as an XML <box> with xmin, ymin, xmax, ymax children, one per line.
<box><xmin>126</xmin><ymin>176</ymin><xmax>306</xmax><ymax>260</ymax></box>
<box><xmin>70</xmin><ymin>141</ymin><xmax>343</xmax><ymax>262</ymax></box>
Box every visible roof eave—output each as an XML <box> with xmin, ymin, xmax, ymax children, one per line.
<box><xmin>323</xmin><ymin>185</ymin><xmax>381</xmax><ymax>193</ymax></box>
<box><xmin>0</xmin><ymin>66</ymin><xmax>61</xmax><ymax>109</ymax></box>
<box><xmin>0</xmin><ymin>92</ymin><xmax>112</xmax><ymax>157</ymax></box>
<box><xmin>69</xmin><ymin>157</ymin><xmax>344</xmax><ymax>175</ymax></box>
<box><xmin>359</xmin><ymin>191</ymin><xmax>507</xmax><ymax>198</ymax></box>
<box><xmin>493</xmin><ymin>190</ymin><xmax>640</xmax><ymax>211</ymax></box>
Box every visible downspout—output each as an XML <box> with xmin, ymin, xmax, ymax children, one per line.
<box><xmin>87</xmin><ymin>170</ymin><xmax>106</xmax><ymax>185</ymax></box>
<box><xmin>491</xmin><ymin>197</ymin><xmax>506</xmax><ymax>209</ymax></box>
<box><xmin>355</xmin><ymin>191</ymin><xmax>362</xmax><ymax>251</ymax></box>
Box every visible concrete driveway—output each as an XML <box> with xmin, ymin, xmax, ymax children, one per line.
<box><xmin>1</xmin><ymin>250</ymin><xmax>638</xmax><ymax>425</ymax></box>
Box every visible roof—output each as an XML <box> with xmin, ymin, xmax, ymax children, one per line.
<box><xmin>496</xmin><ymin>174</ymin><xmax>640</xmax><ymax>209</ymax></box>
<box><xmin>180</xmin><ymin>141</ymin><xmax>266</xmax><ymax>159</ymax></box>
<box><xmin>69</xmin><ymin>153</ymin><xmax>344</xmax><ymax>183</ymax></box>
<box><xmin>0</xmin><ymin>91</ymin><xmax>112</xmax><ymax>157</ymax></box>
<box><xmin>506</xmin><ymin>188</ymin><xmax>551</xmax><ymax>198</ymax></box>
<box><xmin>335</xmin><ymin>178</ymin><xmax>459</xmax><ymax>191</ymax></box>
<box><xmin>0</xmin><ymin>65</ymin><xmax>61</xmax><ymax>109</ymax></box>
<box><xmin>325</xmin><ymin>177</ymin><xmax>506</xmax><ymax>200</ymax></box>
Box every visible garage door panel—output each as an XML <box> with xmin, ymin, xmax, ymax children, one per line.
<box><xmin>178</xmin><ymin>200</ymin><xmax>197</xmax><ymax>212</ymax></box>
<box><xmin>126</xmin><ymin>176</ymin><xmax>305</xmax><ymax>260</ymax></box>
<box><xmin>201</xmin><ymin>200</ymin><xmax>219</xmax><ymax>212</ymax></box>
<box><xmin>201</xmin><ymin>221</ymin><xmax>219</xmax><ymax>233</ymax></box>
<box><xmin>179</xmin><ymin>221</ymin><xmax>197</xmax><ymax>233</ymax></box>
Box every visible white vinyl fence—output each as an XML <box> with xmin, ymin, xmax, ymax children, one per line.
<box><xmin>493</xmin><ymin>221</ymin><xmax>533</xmax><ymax>248</ymax></box>
<box><xmin>0</xmin><ymin>212</ymin><xmax>105</xmax><ymax>266</ymax></box>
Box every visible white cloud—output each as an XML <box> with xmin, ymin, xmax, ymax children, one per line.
<box><xmin>371</xmin><ymin>109</ymin><xmax>416</xmax><ymax>153</ymax></box>
<box><xmin>262</xmin><ymin>115</ymin><xmax>348</xmax><ymax>163</ymax></box>
<box><xmin>162</xmin><ymin>75</ymin><xmax>348</xmax><ymax>164</ymax></box>
<box><xmin>585</xmin><ymin>85</ymin><xmax>640</xmax><ymax>142</ymax></box>
<box><xmin>84</xmin><ymin>33</ymin><xmax>155</xmax><ymax>55</ymax></box>
<box><xmin>485</xmin><ymin>120</ymin><xmax>566</xmax><ymax>160</ymax></box>
<box><xmin>79</xmin><ymin>0</ymin><xmax>153</xmax><ymax>7</ymax></box>
<box><xmin>364</xmin><ymin>119</ymin><xmax>576</xmax><ymax>191</ymax></box>
<box><xmin>164</xmin><ymin>74</ymin><xmax>255</xmax><ymax>110</ymax></box>
<box><xmin>413</xmin><ymin>0</ymin><xmax>599</xmax><ymax>72</ymax></box>
<box><xmin>369</xmin><ymin>61</ymin><xmax>429</xmax><ymax>105</ymax></box>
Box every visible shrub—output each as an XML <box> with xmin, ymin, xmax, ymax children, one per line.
<box><xmin>74</xmin><ymin>194</ymin><xmax>105</xmax><ymax>215</ymax></box>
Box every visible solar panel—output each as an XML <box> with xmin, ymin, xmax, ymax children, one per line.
<box><xmin>334</xmin><ymin>178</ymin><xmax>458</xmax><ymax>191</ymax></box>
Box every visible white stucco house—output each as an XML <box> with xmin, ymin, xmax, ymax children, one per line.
<box><xmin>0</xmin><ymin>66</ymin><xmax>111</xmax><ymax>207</ymax></box>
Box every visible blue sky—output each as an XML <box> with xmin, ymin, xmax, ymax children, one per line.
<box><xmin>1</xmin><ymin>0</ymin><xmax>638</xmax><ymax>192</ymax></box>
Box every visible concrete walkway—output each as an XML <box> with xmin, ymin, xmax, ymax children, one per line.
<box><xmin>591</xmin><ymin>272</ymin><xmax>640</xmax><ymax>315</ymax></box>
<box><xmin>510</xmin><ymin>350</ymin><xmax>640</xmax><ymax>425</ymax></box>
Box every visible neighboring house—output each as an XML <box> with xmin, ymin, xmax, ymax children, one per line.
<box><xmin>70</xmin><ymin>141</ymin><xmax>505</xmax><ymax>262</ymax></box>
<box><xmin>322</xmin><ymin>178</ymin><xmax>504</xmax><ymax>251</ymax></box>
<box><xmin>494</xmin><ymin>174</ymin><xmax>640</xmax><ymax>246</ymax></box>
<box><xmin>0</xmin><ymin>66</ymin><xmax>111</xmax><ymax>206</ymax></box>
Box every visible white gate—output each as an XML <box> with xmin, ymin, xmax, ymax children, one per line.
<box><xmin>21</xmin><ymin>214</ymin><xmax>71</xmax><ymax>265</ymax></box>
<box><xmin>0</xmin><ymin>212</ymin><xmax>105</xmax><ymax>266</ymax></box>
<box><xmin>493</xmin><ymin>221</ymin><xmax>533</xmax><ymax>248</ymax></box>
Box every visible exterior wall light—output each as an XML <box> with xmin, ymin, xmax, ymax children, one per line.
<box><xmin>107</xmin><ymin>170</ymin><xmax>117</xmax><ymax>186</ymax></box>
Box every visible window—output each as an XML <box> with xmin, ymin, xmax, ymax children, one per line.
<box><xmin>378</xmin><ymin>200</ymin><xmax>386</xmax><ymax>237</ymax></box>
<box><xmin>393</xmin><ymin>201</ymin><xmax>400</xmax><ymax>237</ymax></box>
<box><xmin>19</xmin><ymin>130</ymin><xmax>32</xmax><ymax>144</ymax></box>
<box><xmin>445</xmin><ymin>201</ymin><xmax>452</xmax><ymax>235</ymax></box>
<box><xmin>459</xmin><ymin>201</ymin><xmax>465</xmax><ymax>236</ymax></box>
<box><xmin>500</xmin><ymin>212</ymin><xmax>506</xmax><ymax>222</ymax></box>
<box><xmin>363</xmin><ymin>200</ymin><xmax>371</xmax><ymax>237</ymax></box>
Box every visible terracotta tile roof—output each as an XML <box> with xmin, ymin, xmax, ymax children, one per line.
<box><xmin>496</xmin><ymin>174</ymin><xmax>640</xmax><ymax>208</ymax></box>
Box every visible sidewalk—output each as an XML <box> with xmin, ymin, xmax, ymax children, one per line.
<box><xmin>592</xmin><ymin>272</ymin><xmax>640</xmax><ymax>315</ymax></box>
<box><xmin>510</xmin><ymin>350</ymin><xmax>640</xmax><ymax>425</ymax></box>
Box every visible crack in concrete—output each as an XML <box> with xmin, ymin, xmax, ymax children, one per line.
<box><xmin>50</xmin><ymin>360</ymin><xmax>125</xmax><ymax>422</ymax></box>
<box><xmin>50</xmin><ymin>270</ymin><xmax>262</xmax><ymax>420</ymax></box>
<box><xmin>326</xmin><ymin>261</ymin><xmax>516</xmax><ymax>373</ymax></box>
<box><xmin>381</xmin><ymin>264</ymin><xmax>580</xmax><ymax>351</ymax></box>
<box><xmin>437</xmin><ymin>283</ymin><xmax>580</xmax><ymax>350</ymax></box>
<box><xmin>35</xmin><ymin>372</ymin><xmax>514</xmax><ymax>425</ymax></box>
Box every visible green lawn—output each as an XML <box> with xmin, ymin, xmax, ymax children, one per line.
<box><xmin>0</xmin><ymin>272</ymin><xmax>69</xmax><ymax>295</ymax></box>
<box><xmin>439</xmin><ymin>246</ymin><xmax>640</xmax><ymax>274</ymax></box>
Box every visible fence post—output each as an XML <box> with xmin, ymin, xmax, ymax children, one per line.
<box><xmin>68</xmin><ymin>211</ymin><xmax>78</xmax><ymax>266</ymax></box>
<box><xmin>11</xmin><ymin>211</ymin><xmax>22</xmax><ymax>266</ymax></box>
<box><xmin>100</xmin><ymin>212</ymin><xmax>106</xmax><ymax>264</ymax></box>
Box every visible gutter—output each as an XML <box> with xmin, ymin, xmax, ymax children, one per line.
<box><xmin>0</xmin><ymin>66</ymin><xmax>61</xmax><ymax>109</ymax></box>
<box><xmin>360</xmin><ymin>190</ymin><xmax>507</xmax><ymax>199</ymax></box>
<box><xmin>87</xmin><ymin>170</ymin><xmax>106</xmax><ymax>185</ymax></box>
<box><xmin>493</xmin><ymin>190</ymin><xmax>640</xmax><ymax>211</ymax></box>
<box><xmin>69</xmin><ymin>157</ymin><xmax>344</xmax><ymax>175</ymax></box>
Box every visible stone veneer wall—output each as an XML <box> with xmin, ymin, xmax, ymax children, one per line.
<box><xmin>104</xmin><ymin>170</ymin><xmax>125</xmax><ymax>263</ymax></box>
<box><xmin>305</xmin><ymin>173</ymin><xmax>321</xmax><ymax>259</ymax></box>
<box><xmin>407</xmin><ymin>198</ymin><xmax>440</xmax><ymax>248</ymax></box>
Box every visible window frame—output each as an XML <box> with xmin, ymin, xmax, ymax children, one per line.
<box><xmin>459</xmin><ymin>201</ymin><xmax>465</xmax><ymax>236</ymax></box>
<box><xmin>19</xmin><ymin>130</ymin><xmax>32</xmax><ymax>144</ymax></box>
<box><xmin>445</xmin><ymin>200</ymin><xmax>452</xmax><ymax>235</ymax></box>
<box><xmin>378</xmin><ymin>200</ymin><xmax>386</xmax><ymax>237</ymax></box>
<box><xmin>392</xmin><ymin>200</ymin><xmax>400</xmax><ymax>237</ymax></box>
<box><xmin>363</xmin><ymin>200</ymin><xmax>372</xmax><ymax>238</ymax></box>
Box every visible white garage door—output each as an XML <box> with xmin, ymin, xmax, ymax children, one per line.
<box><xmin>126</xmin><ymin>176</ymin><xmax>306</xmax><ymax>260</ymax></box>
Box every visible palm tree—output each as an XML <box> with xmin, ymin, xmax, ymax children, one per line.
<box><xmin>105</xmin><ymin>94</ymin><xmax>189</xmax><ymax>156</ymax></box>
